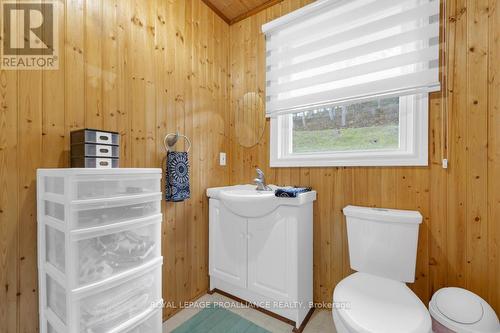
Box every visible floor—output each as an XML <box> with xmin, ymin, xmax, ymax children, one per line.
<box><xmin>162</xmin><ymin>293</ymin><xmax>337</xmax><ymax>333</ymax></box>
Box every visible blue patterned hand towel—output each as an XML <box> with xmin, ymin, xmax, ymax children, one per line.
<box><xmin>275</xmin><ymin>187</ymin><xmax>312</xmax><ymax>198</ymax></box>
<box><xmin>166</xmin><ymin>151</ymin><xmax>190</xmax><ymax>202</ymax></box>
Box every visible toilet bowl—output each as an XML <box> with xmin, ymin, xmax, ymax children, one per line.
<box><xmin>333</xmin><ymin>272</ymin><xmax>431</xmax><ymax>333</ymax></box>
<box><xmin>333</xmin><ymin>206</ymin><xmax>432</xmax><ymax>333</ymax></box>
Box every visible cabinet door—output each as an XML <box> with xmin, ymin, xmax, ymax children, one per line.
<box><xmin>209</xmin><ymin>199</ymin><xmax>247</xmax><ymax>288</ymax></box>
<box><xmin>247</xmin><ymin>210</ymin><xmax>296</xmax><ymax>301</ymax></box>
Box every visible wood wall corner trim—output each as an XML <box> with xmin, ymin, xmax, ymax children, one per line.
<box><xmin>201</xmin><ymin>0</ymin><xmax>231</xmax><ymax>24</ymax></box>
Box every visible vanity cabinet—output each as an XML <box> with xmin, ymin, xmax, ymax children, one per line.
<box><xmin>247</xmin><ymin>210</ymin><xmax>295</xmax><ymax>302</ymax></box>
<box><xmin>209</xmin><ymin>202</ymin><xmax>247</xmax><ymax>288</ymax></box>
<box><xmin>207</xmin><ymin>185</ymin><xmax>316</xmax><ymax>330</ymax></box>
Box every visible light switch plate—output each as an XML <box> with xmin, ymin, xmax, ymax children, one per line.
<box><xmin>219</xmin><ymin>152</ymin><xmax>227</xmax><ymax>166</ymax></box>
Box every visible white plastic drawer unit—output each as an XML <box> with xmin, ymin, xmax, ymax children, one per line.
<box><xmin>45</xmin><ymin>260</ymin><xmax>162</xmax><ymax>333</ymax></box>
<box><xmin>37</xmin><ymin>169</ymin><xmax>163</xmax><ymax>333</ymax></box>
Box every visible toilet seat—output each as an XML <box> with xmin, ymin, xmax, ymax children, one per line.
<box><xmin>333</xmin><ymin>272</ymin><xmax>431</xmax><ymax>333</ymax></box>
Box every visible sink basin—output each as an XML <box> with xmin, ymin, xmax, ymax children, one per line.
<box><xmin>206</xmin><ymin>184</ymin><xmax>316</xmax><ymax>218</ymax></box>
<box><xmin>221</xmin><ymin>188</ymin><xmax>276</xmax><ymax>198</ymax></box>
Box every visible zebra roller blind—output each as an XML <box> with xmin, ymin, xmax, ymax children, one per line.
<box><xmin>262</xmin><ymin>0</ymin><xmax>441</xmax><ymax>117</ymax></box>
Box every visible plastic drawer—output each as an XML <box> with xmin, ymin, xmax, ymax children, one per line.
<box><xmin>46</xmin><ymin>225</ymin><xmax>65</xmax><ymax>273</ymax></box>
<box><xmin>73</xmin><ymin>216</ymin><xmax>162</xmax><ymax>287</ymax></box>
<box><xmin>73</xmin><ymin>174</ymin><xmax>161</xmax><ymax>200</ymax></box>
<box><xmin>71</xmin><ymin>129</ymin><xmax>120</xmax><ymax>146</ymax></box>
<box><xmin>46</xmin><ymin>275</ymin><xmax>67</xmax><ymax>324</ymax></box>
<box><xmin>121</xmin><ymin>309</ymin><xmax>162</xmax><ymax>333</ymax></box>
<box><xmin>71</xmin><ymin>157</ymin><xmax>119</xmax><ymax>169</ymax></box>
<box><xmin>44</xmin><ymin>176</ymin><xmax>65</xmax><ymax>195</ymax></box>
<box><xmin>47</xmin><ymin>322</ymin><xmax>57</xmax><ymax>333</ymax></box>
<box><xmin>44</xmin><ymin>201</ymin><xmax>65</xmax><ymax>222</ymax></box>
<box><xmin>39</xmin><ymin>170</ymin><xmax>161</xmax><ymax>200</ymax></box>
<box><xmin>71</xmin><ymin>143</ymin><xmax>120</xmax><ymax>158</ymax></box>
<box><xmin>43</xmin><ymin>193</ymin><xmax>162</xmax><ymax>229</ymax></box>
<box><xmin>75</xmin><ymin>262</ymin><xmax>162</xmax><ymax>333</ymax></box>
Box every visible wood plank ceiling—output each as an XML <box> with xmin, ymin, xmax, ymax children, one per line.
<box><xmin>202</xmin><ymin>0</ymin><xmax>278</xmax><ymax>23</ymax></box>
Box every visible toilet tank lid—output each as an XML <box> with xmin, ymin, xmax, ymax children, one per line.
<box><xmin>343</xmin><ymin>205</ymin><xmax>423</xmax><ymax>224</ymax></box>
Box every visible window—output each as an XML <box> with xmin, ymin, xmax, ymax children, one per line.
<box><xmin>271</xmin><ymin>94</ymin><xmax>428</xmax><ymax>166</ymax></box>
<box><xmin>262</xmin><ymin>0</ymin><xmax>440</xmax><ymax>167</ymax></box>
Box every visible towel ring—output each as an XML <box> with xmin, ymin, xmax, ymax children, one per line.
<box><xmin>164</xmin><ymin>132</ymin><xmax>191</xmax><ymax>153</ymax></box>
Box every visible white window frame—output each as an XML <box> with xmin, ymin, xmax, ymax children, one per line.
<box><xmin>270</xmin><ymin>94</ymin><xmax>428</xmax><ymax>167</ymax></box>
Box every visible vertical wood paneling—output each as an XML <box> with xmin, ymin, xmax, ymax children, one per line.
<box><xmin>65</xmin><ymin>0</ymin><xmax>85</xmax><ymax>146</ymax></box>
<box><xmin>102</xmin><ymin>0</ymin><xmax>119</xmax><ymax>134</ymax></box>
<box><xmin>18</xmin><ymin>69</ymin><xmax>43</xmax><ymax>333</ymax></box>
<box><xmin>0</xmin><ymin>62</ymin><xmax>18</xmax><ymax>333</ymax></box>
<box><xmin>447</xmin><ymin>0</ymin><xmax>468</xmax><ymax>289</ymax></box>
<box><xmin>466</xmin><ymin>0</ymin><xmax>489</xmax><ymax>300</ymax></box>
<box><xmin>228</xmin><ymin>0</ymin><xmax>500</xmax><ymax>313</ymax></box>
<box><xmin>42</xmin><ymin>0</ymin><xmax>66</xmax><ymax>168</ymax></box>
<box><xmin>488</xmin><ymin>0</ymin><xmax>500</xmax><ymax>312</ymax></box>
<box><xmin>1</xmin><ymin>0</ymin><xmax>230</xmax><ymax>329</ymax></box>
<box><xmin>429</xmin><ymin>92</ymin><xmax>448</xmax><ymax>294</ymax></box>
<box><xmin>84</xmin><ymin>0</ymin><xmax>103</xmax><ymax>129</ymax></box>
<box><xmin>115</xmin><ymin>0</ymin><xmax>132</xmax><ymax>167</ymax></box>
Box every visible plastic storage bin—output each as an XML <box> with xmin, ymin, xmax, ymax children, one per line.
<box><xmin>44</xmin><ymin>260</ymin><xmax>162</xmax><ymax>332</ymax></box>
<box><xmin>40</xmin><ymin>170</ymin><xmax>161</xmax><ymax>200</ymax></box>
<box><xmin>73</xmin><ymin>216</ymin><xmax>162</xmax><ymax>287</ymax></box>
<box><xmin>42</xmin><ymin>193</ymin><xmax>162</xmax><ymax>229</ymax></box>
<box><xmin>76</xmin><ymin>262</ymin><xmax>162</xmax><ymax>333</ymax></box>
<box><xmin>45</xmin><ymin>225</ymin><xmax>66</xmax><ymax>272</ymax></box>
<box><xmin>71</xmin><ymin>144</ymin><xmax>120</xmax><ymax>158</ymax></box>
<box><xmin>74</xmin><ymin>173</ymin><xmax>161</xmax><ymax>200</ymax></box>
<box><xmin>37</xmin><ymin>169</ymin><xmax>163</xmax><ymax>333</ymax></box>
<box><xmin>71</xmin><ymin>157</ymin><xmax>120</xmax><ymax>169</ymax></box>
<box><xmin>122</xmin><ymin>309</ymin><xmax>163</xmax><ymax>333</ymax></box>
<box><xmin>70</xmin><ymin>129</ymin><xmax>120</xmax><ymax>146</ymax></box>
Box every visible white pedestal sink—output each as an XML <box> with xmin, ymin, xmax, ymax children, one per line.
<box><xmin>206</xmin><ymin>184</ymin><xmax>316</xmax><ymax>331</ymax></box>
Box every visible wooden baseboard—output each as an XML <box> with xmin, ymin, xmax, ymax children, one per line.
<box><xmin>209</xmin><ymin>288</ymin><xmax>315</xmax><ymax>333</ymax></box>
<box><xmin>292</xmin><ymin>307</ymin><xmax>315</xmax><ymax>333</ymax></box>
<box><xmin>162</xmin><ymin>289</ymin><xmax>209</xmax><ymax>322</ymax></box>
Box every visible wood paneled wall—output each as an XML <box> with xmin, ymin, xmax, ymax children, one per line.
<box><xmin>1</xmin><ymin>0</ymin><xmax>499</xmax><ymax>331</ymax></box>
<box><xmin>228</xmin><ymin>0</ymin><xmax>500</xmax><ymax>313</ymax></box>
<box><xmin>0</xmin><ymin>0</ymin><xmax>230</xmax><ymax>331</ymax></box>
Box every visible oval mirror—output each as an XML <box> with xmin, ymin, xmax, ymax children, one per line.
<box><xmin>235</xmin><ymin>92</ymin><xmax>265</xmax><ymax>147</ymax></box>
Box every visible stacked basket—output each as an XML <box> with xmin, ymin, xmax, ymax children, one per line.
<box><xmin>71</xmin><ymin>129</ymin><xmax>120</xmax><ymax>168</ymax></box>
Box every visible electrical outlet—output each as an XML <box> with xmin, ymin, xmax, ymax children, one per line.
<box><xmin>219</xmin><ymin>152</ymin><xmax>227</xmax><ymax>166</ymax></box>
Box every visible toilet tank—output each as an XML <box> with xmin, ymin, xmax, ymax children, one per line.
<box><xmin>343</xmin><ymin>205</ymin><xmax>423</xmax><ymax>283</ymax></box>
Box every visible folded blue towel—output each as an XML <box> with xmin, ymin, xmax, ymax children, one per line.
<box><xmin>275</xmin><ymin>187</ymin><xmax>312</xmax><ymax>198</ymax></box>
<box><xmin>165</xmin><ymin>151</ymin><xmax>190</xmax><ymax>202</ymax></box>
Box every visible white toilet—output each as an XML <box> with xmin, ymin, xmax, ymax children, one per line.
<box><xmin>333</xmin><ymin>205</ymin><xmax>432</xmax><ymax>333</ymax></box>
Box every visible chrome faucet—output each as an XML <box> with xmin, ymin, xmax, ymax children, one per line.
<box><xmin>254</xmin><ymin>168</ymin><xmax>273</xmax><ymax>191</ymax></box>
